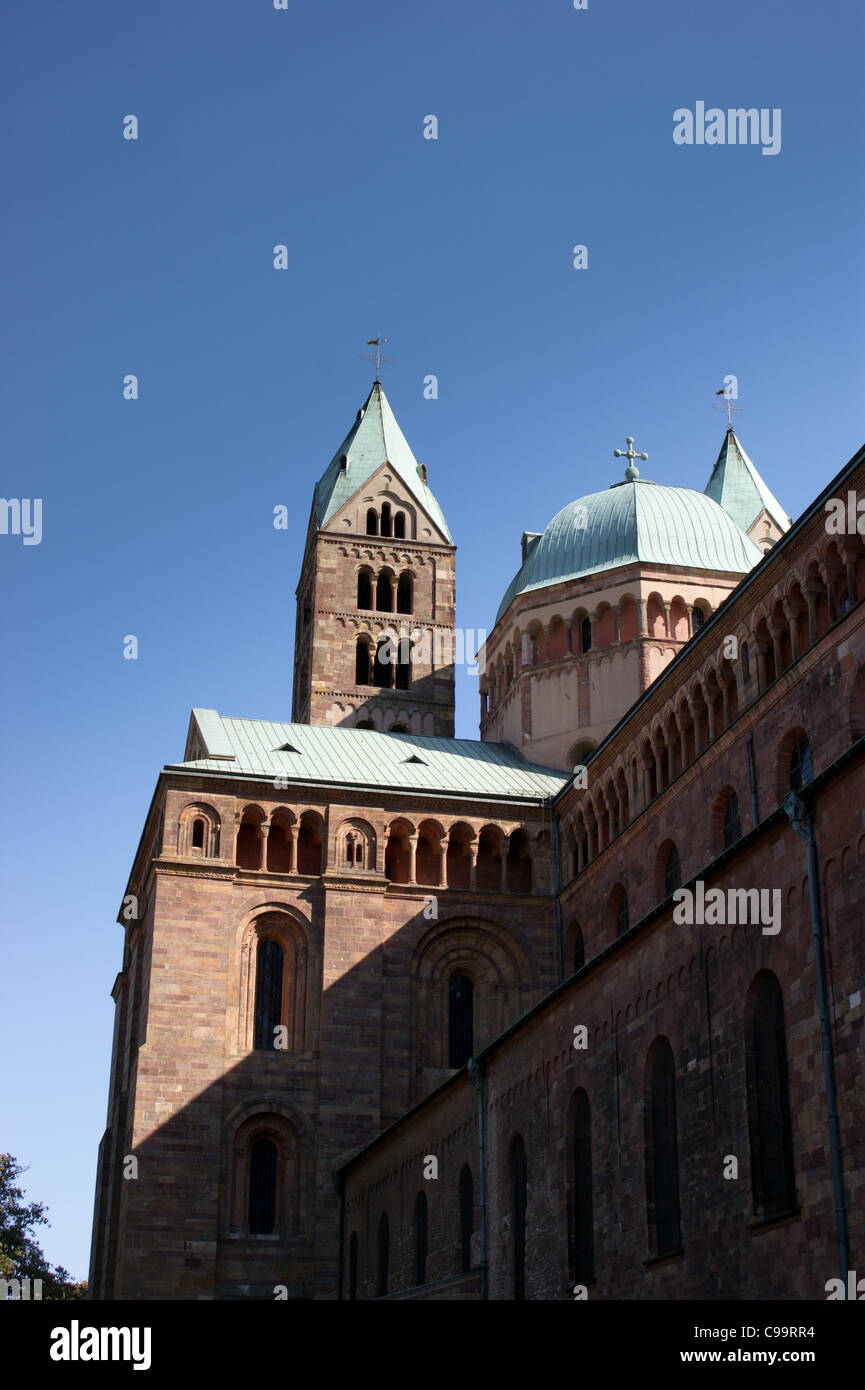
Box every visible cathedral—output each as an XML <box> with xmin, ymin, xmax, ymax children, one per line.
<box><xmin>88</xmin><ymin>380</ymin><xmax>865</xmax><ymax>1300</ymax></box>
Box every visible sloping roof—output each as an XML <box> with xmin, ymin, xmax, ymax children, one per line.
<box><xmin>173</xmin><ymin>711</ymin><xmax>566</xmax><ymax>800</ymax></box>
<box><xmin>494</xmin><ymin>478</ymin><xmax>763</xmax><ymax>625</ymax></box>
<box><xmin>704</xmin><ymin>428</ymin><xmax>791</xmax><ymax>535</ymax></box>
<box><xmin>314</xmin><ymin>382</ymin><xmax>453</xmax><ymax>543</ymax></box>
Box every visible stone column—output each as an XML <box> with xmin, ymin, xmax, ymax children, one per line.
<box><xmin>287</xmin><ymin>826</ymin><xmax>296</xmax><ymax>874</ymax></box>
<box><xmin>469</xmin><ymin>841</ymin><xmax>479</xmax><ymax>889</ymax></box>
<box><xmin>782</xmin><ymin>599</ymin><xmax>800</xmax><ymax>661</ymax></box>
<box><xmin>637</xmin><ymin>599</ymin><xmax>648</xmax><ymax>636</ymax></box>
<box><xmin>408</xmin><ymin>834</ymin><xmax>418</xmax><ymax>886</ymax></box>
<box><xmin>259</xmin><ymin>823</ymin><xmax>270</xmax><ymax>871</ymax></box>
<box><xmin>438</xmin><ymin>836</ymin><xmax>449</xmax><ymax>888</ymax></box>
<box><xmin>684</xmin><ymin>603</ymin><xmax>694</xmax><ymax>637</ymax></box>
<box><xmin>663</xmin><ymin>602</ymin><xmax>671</xmax><ymax>637</ymax></box>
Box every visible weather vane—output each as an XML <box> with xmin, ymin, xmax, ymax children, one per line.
<box><xmin>360</xmin><ymin>336</ymin><xmax>396</xmax><ymax>382</ymax></box>
<box><xmin>613</xmin><ymin>435</ymin><xmax>648</xmax><ymax>479</ymax></box>
<box><xmin>713</xmin><ymin>385</ymin><xmax>744</xmax><ymax>428</ymax></box>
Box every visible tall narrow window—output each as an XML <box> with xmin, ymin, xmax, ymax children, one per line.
<box><xmin>254</xmin><ymin>940</ymin><xmax>284</xmax><ymax>1051</ymax></box>
<box><xmin>191</xmin><ymin>817</ymin><xmax>205</xmax><ymax>850</ymax></box>
<box><xmin>376</xmin><ymin>572</ymin><xmax>393</xmax><ymax>612</ymax></box>
<box><xmin>373</xmin><ymin>637</ymin><xmax>394</xmax><ymax>688</ymax></box>
<box><xmin>580</xmin><ymin>616</ymin><xmax>592</xmax><ymax>653</ymax></box>
<box><xmin>248</xmin><ymin>1137</ymin><xmax>277</xmax><ymax>1234</ymax></box>
<box><xmin>459</xmin><ymin>1165</ymin><xmax>473</xmax><ymax>1272</ymax></box>
<box><xmin>377</xmin><ymin>1214</ymin><xmax>389</xmax><ymax>1297</ymax></box>
<box><xmin>365</xmin><ymin>508</ymin><xmax>378</xmax><ymax>536</ymax></box>
<box><xmin>572</xmin><ymin>925</ymin><xmax>585</xmax><ymax>974</ymax></box>
<box><xmin>568</xmin><ymin>1090</ymin><xmax>594</xmax><ymax>1284</ymax></box>
<box><xmin>357</xmin><ymin>571</ymin><xmax>372</xmax><ymax>609</ymax></box>
<box><xmin>746</xmin><ymin>972</ymin><xmax>796</xmax><ymax>1219</ymax></box>
<box><xmin>723</xmin><ymin>793</ymin><xmax>742</xmax><ymax>849</ymax></box>
<box><xmin>789</xmin><ymin>736</ymin><xmax>813</xmax><ymax>791</ymax></box>
<box><xmin>645</xmin><ymin>1038</ymin><xmax>681</xmax><ymax>1257</ymax></box>
<box><xmin>348</xmin><ymin>1231</ymin><xmax>358</xmax><ymax>1300</ymax></box>
<box><xmin>396</xmin><ymin>572</ymin><xmax>412</xmax><ymax>614</ymax></box>
<box><xmin>393</xmin><ymin>512</ymin><xmax>406</xmax><ymax>539</ymax></box>
<box><xmin>414</xmin><ymin>1191</ymin><xmax>428</xmax><ymax>1286</ymax></box>
<box><xmin>380</xmin><ymin>503</ymin><xmax>392</xmax><ymax>538</ymax></box>
<box><xmin>512</xmin><ymin>1136</ymin><xmax>528</xmax><ymax>1301</ymax></box>
<box><xmin>449</xmin><ymin>973</ymin><xmax>474</xmax><ymax>1068</ymax></box>
<box><xmin>355</xmin><ymin>637</ymin><xmax>371</xmax><ymax>685</ymax></box>
<box><xmin>692</xmin><ymin>605</ymin><xmax>705</xmax><ymax>631</ymax></box>
<box><xmin>395</xmin><ymin>635</ymin><xmax>411</xmax><ymax>691</ymax></box>
<box><xmin>664</xmin><ymin>844</ymin><xmax>681</xmax><ymax>896</ymax></box>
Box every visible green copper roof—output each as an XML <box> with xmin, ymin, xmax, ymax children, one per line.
<box><xmin>176</xmin><ymin>710</ymin><xmax>565</xmax><ymax>800</ymax></box>
<box><xmin>314</xmin><ymin>382</ymin><xmax>453</xmax><ymax>542</ymax></box>
<box><xmin>494</xmin><ymin>478</ymin><xmax>764</xmax><ymax>625</ymax></box>
<box><xmin>704</xmin><ymin>428</ymin><xmax>791</xmax><ymax>535</ymax></box>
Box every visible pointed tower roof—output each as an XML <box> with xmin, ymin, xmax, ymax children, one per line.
<box><xmin>704</xmin><ymin>428</ymin><xmax>791</xmax><ymax>535</ymax></box>
<box><xmin>314</xmin><ymin>382</ymin><xmax>452</xmax><ymax>542</ymax></box>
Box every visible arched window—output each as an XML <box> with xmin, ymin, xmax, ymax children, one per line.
<box><xmin>568</xmin><ymin>1090</ymin><xmax>594</xmax><ymax>1284</ymax></box>
<box><xmin>459</xmin><ymin>1165</ymin><xmax>473</xmax><ymax>1272</ymax></box>
<box><xmin>348</xmin><ymin>1231</ymin><xmax>358</xmax><ymax>1300</ymax></box>
<box><xmin>377</xmin><ymin>1214</ymin><xmax>389</xmax><ymax>1297</ymax></box>
<box><xmin>374</xmin><ymin>636</ymin><xmax>393</xmax><ymax>687</ymax></box>
<box><xmin>357</xmin><ymin>571</ymin><xmax>372</xmax><ymax>609</ymax></box>
<box><xmin>723</xmin><ymin>792</ymin><xmax>742</xmax><ymax>848</ymax></box>
<box><xmin>745</xmin><ymin>972</ymin><xmax>796</xmax><ymax>1219</ymax></box>
<box><xmin>297</xmin><ymin>812</ymin><xmax>323</xmax><ymax>875</ymax></box>
<box><xmin>248</xmin><ymin>1137</ymin><xmax>277</xmax><ymax>1235</ymax></box>
<box><xmin>376</xmin><ymin>571</ymin><xmax>393</xmax><ymax>612</ymax></box>
<box><xmin>665</xmin><ymin>844</ymin><xmax>681</xmax><ymax>896</ymax></box>
<box><xmin>393</xmin><ymin>512</ymin><xmax>406</xmax><ymax>540</ymax></box>
<box><xmin>449</xmin><ymin>973</ymin><xmax>474</xmax><ymax>1068</ymax></box>
<box><xmin>790</xmin><ymin>736</ymin><xmax>813</xmax><ymax>791</ymax></box>
<box><xmin>355</xmin><ymin>637</ymin><xmax>372</xmax><ymax>686</ymax></box>
<box><xmin>389</xmin><ymin>723</ymin><xmax>408</xmax><ymax>734</ymax></box>
<box><xmin>645</xmin><ymin>1038</ymin><xmax>682</xmax><ymax>1257</ymax></box>
<box><xmin>253</xmin><ymin>940</ymin><xmax>284</xmax><ymax>1051</ymax></box>
<box><xmin>572</xmin><ymin>925</ymin><xmax>585</xmax><ymax>974</ymax></box>
<box><xmin>395</xmin><ymin>635</ymin><xmax>411</xmax><ymax>691</ymax></box>
<box><xmin>580</xmin><ymin>616</ymin><xmax>592</xmax><ymax>653</ymax></box>
<box><xmin>355</xmin><ymin>718</ymin><xmax>374</xmax><ymax>730</ymax></box>
<box><xmin>692</xmin><ymin>605</ymin><xmax>705</xmax><ymax>631</ymax></box>
<box><xmin>366</xmin><ymin>508</ymin><xmax>378</xmax><ymax>536</ymax></box>
<box><xmin>414</xmin><ymin>1191</ymin><xmax>428</xmax><ymax>1286</ymax></box>
<box><xmin>396</xmin><ymin>572</ymin><xmax>412</xmax><ymax>614</ymax></box>
<box><xmin>511</xmin><ymin>1135</ymin><xmax>528</xmax><ymax>1301</ymax></box>
<box><xmin>191</xmin><ymin>818</ymin><xmax>205</xmax><ymax>850</ymax></box>
<box><xmin>380</xmin><ymin>502</ymin><xmax>392</xmax><ymax>538</ymax></box>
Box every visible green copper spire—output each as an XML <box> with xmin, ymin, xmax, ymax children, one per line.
<box><xmin>704</xmin><ymin>428</ymin><xmax>790</xmax><ymax>535</ymax></box>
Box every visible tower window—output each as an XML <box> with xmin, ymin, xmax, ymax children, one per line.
<box><xmin>723</xmin><ymin>793</ymin><xmax>742</xmax><ymax>848</ymax></box>
<box><xmin>366</xmin><ymin>508</ymin><xmax>378</xmax><ymax>536</ymax></box>
<box><xmin>357</xmin><ymin>571</ymin><xmax>372</xmax><ymax>609</ymax></box>
<box><xmin>645</xmin><ymin>1038</ymin><xmax>682</xmax><ymax>1257</ymax></box>
<box><xmin>692</xmin><ymin>605</ymin><xmax>706</xmax><ymax>631</ymax></box>
<box><xmin>248</xmin><ymin>1137</ymin><xmax>278</xmax><ymax>1235</ymax></box>
<box><xmin>746</xmin><ymin>972</ymin><xmax>796</xmax><ymax>1219</ymax></box>
<box><xmin>664</xmin><ymin>844</ymin><xmax>681</xmax><ymax>896</ymax></box>
<box><xmin>377</xmin><ymin>1214</ymin><xmax>389</xmax><ymax>1297</ymax></box>
<box><xmin>394</xmin><ymin>512</ymin><xmax>406</xmax><ymax>539</ymax></box>
<box><xmin>448</xmin><ymin>973</ymin><xmax>474</xmax><ymax>1068</ymax></box>
<box><xmin>395</xmin><ymin>635</ymin><xmax>411</xmax><ymax>691</ymax></box>
<box><xmin>376</xmin><ymin>572</ymin><xmax>394</xmax><ymax>612</ymax></box>
<box><xmin>254</xmin><ymin>940</ymin><xmax>284</xmax><ymax>1051</ymax></box>
<box><xmin>459</xmin><ymin>1165</ymin><xmax>473</xmax><ymax>1272</ymax></box>
<box><xmin>512</xmin><ymin>1136</ymin><xmax>528</xmax><ymax>1301</ymax></box>
<box><xmin>414</xmin><ymin>1191</ymin><xmax>428</xmax><ymax>1286</ymax></box>
<box><xmin>355</xmin><ymin>637</ymin><xmax>372</xmax><ymax>686</ymax></box>
<box><xmin>191</xmin><ymin>818</ymin><xmax>205</xmax><ymax>850</ymax></box>
<box><xmin>580</xmin><ymin>616</ymin><xmax>592</xmax><ymax>653</ymax></box>
<box><xmin>789</xmin><ymin>736</ymin><xmax>813</xmax><ymax>791</ymax></box>
<box><xmin>380</xmin><ymin>503</ymin><xmax>392</xmax><ymax>538</ymax></box>
<box><xmin>396</xmin><ymin>572</ymin><xmax>413</xmax><ymax>614</ymax></box>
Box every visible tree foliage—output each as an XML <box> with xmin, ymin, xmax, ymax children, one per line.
<box><xmin>0</xmin><ymin>1154</ymin><xmax>86</xmax><ymax>1299</ymax></box>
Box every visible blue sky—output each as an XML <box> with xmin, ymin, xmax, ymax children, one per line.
<box><xmin>1</xmin><ymin>0</ymin><xmax>862</xmax><ymax>1280</ymax></box>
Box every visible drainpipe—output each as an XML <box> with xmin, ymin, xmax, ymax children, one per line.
<box><xmin>783</xmin><ymin>790</ymin><xmax>850</xmax><ymax>1289</ymax></box>
<box><xmin>335</xmin><ymin>1170</ymin><xmax>345</xmax><ymax>1301</ymax></box>
<box><xmin>552</xmin><ymin>801</ymin><xmax>564</xmax><ymax>983</ymax></box>
<box><xmin>468</xmin><ymin>1058</ymin><xmax>488</xmax><ymax>1299</ymax></box>
<box><xmin>747</xmin><ymin>731</ymin><xmax>760</xmax><ymax>829</ymax></box>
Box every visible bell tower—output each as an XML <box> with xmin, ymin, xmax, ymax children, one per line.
<box><xmin>292</xmin><ymin>381</ymin><xmax>456</xmax><ymax>736</ymax></box>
